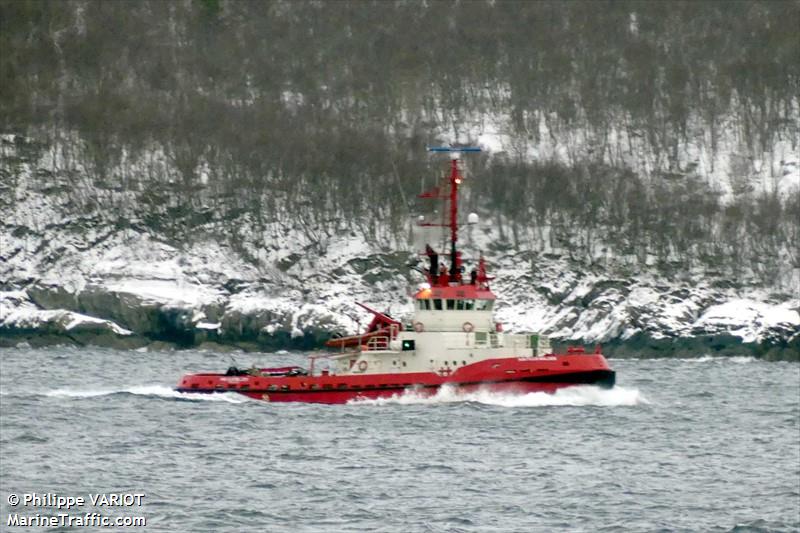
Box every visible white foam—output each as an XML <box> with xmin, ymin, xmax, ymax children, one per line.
<box><xmin>44</xmin><ymin>385</ymin><xmax>247</xmax><ymax>403</ymax></box>
<box><xmin>349</xmin><ymin>384</ymin><xmax>648</xmax><ymax>407</ymax></box>
<box><xmin>680</xmin><ymin>355</ymin><xmax>758</xmax><ymax>363</ymax></box>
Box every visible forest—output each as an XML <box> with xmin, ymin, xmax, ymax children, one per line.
<box><xmin>1</xmin><ymin>0</ymin><xmax>798</xmax><ymax>284</ymax></box>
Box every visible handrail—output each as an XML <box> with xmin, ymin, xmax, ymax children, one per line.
<box><xmin>363</xmin><ymin>336</ymin><xmax>390</xmax><ymax>351</ymax></box>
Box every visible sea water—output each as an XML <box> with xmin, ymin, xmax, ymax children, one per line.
<box><xmin>0</xmin><ymin>347</ymin><xmax>798</xmax><ymax>532</ymax></box>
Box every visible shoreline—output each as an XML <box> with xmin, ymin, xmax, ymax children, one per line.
<box><xmin>1</xmin><ymin>329</ymin><xmax>797</xmax><ymax>361</ymax></box>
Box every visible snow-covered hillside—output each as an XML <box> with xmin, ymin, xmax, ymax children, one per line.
<box><xmin>2</xmin><ymin>212</ymin><xmax>798</xmax><ymax>358</ymax></box>
<box><xmin>1</xmin><ymin>134</ymin><xmax>798</xmax><ymax>358</ymax></box>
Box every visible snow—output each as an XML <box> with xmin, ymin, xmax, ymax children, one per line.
<box><xmin>693</xmin><ymin>299</ymin><xmax>800</xmax><ymax>343</ymax></box>
<box><xmin>439</xmin><ymin>103</ymin><xmax>800</xmax><ymax>204</ymax></box>
<box><xmin>63</xmin><ymin>314</ymin><xmax>132</xmax><ymax>335</ymax></box>
<box><xmin>0</xmin><ymin>290</ymin><xmax>132</xmax><ymax>336</ymax></box>
<box><xmin>104</xmin><ymin>280</ymin><xmax>223</xmax><ymax>308</ymax></box>
<box><xmin>2</xmin><ymin>127</ymin><xmax>798</xmax><ymax>350</ymax></box>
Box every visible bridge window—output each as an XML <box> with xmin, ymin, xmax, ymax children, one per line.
<box><xmin>456</xmin><ymin>299</ymin><xmax>464</xmax><ymax>310</ymax></box>
<box><xmin>464</xmin><ymin>299</ymin><xmax>475</xmax><ymax>310</ymax></box>
<box><xmin>419</xmin><ymin>299</ymin><xmax>430</xmax><ymax>310</ymax></box>
<box><xmin>447</xmin><ymin>299</ymin><xmax>456</xmax><ymax>310</ymax></box>
<box><xmin>433</xmin><ymin>299</ymin><xmax>443</xmax><ymax>311</ymax></box>
<box><xmin>475</xmin><ymin>300</ymin><xmax>494</xmax><ymax>311</ymax></box>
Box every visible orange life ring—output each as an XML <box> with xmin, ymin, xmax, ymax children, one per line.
<box><xmin>413</xmin><ymin>322</ymin><xmax>425</xmax><ymax>333</ymax></box>
<box><xmin>462</xmin><ymin>321</ymin><xmax>474</xmax><ymax>333</ymax></box>
<box><xmin>357</xmin><ymin>360</ymin><xmax>368</xmax><ymax>372</ymax></box>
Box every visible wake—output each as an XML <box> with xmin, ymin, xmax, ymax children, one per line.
<box><xmin>350</xmin><ymin>385</ymin><xmax>648</xmax><ymax>407</ymax></box>
<box><xmin>42</xmin><ymin>385</ymin><xmax>248</xmax><ymax>403</ymax></box>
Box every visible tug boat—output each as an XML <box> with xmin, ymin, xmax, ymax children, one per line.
<box><xmin>176</xmin><ymin>147</ymin><xmax>615</xmax><ymax>403</ymax></box>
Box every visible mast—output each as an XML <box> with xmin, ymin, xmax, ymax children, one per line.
<box><xmin>426</xmin><ymin>147</ymin><xmax>481</xmax><ymax>283</ymax></box>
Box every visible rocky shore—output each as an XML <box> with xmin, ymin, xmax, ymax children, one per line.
<box><xmin>2</xmin><ymin>243</ymin><xmax>797</xmax><ymax>360</ymax></box>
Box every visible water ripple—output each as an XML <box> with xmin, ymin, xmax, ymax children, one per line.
<box><xmin>0</xmin><ymin>347</ymin><xmax>798</xmax><ymax>532</ymax></box>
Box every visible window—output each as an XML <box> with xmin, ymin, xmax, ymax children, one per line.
<box><xmin>464</xmin><ymin>299</ymin><xmax>475</xmax><ymax>311</ymax></box>
<box><xmin>447</xmin><ymin>299</ymin><xmax>455</xmax><ymax>310</ymax></box>
<box><xmin>456</xmin><ymin>299</ymin><xmax>464</xmax><ymax>310</ymax></box>
<box><xmin>475</xmin><ymin>299</ymin><xmax>494</xmax><ymax>311</ymax></box>
<box><xmin>433</xmin><ymin>299</ymin><xmax>443</xmax><ymax>311</ymax></box>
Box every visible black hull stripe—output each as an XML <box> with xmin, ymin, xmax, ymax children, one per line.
<box><xmin>178</xmin><ymin>370</ymin><xmax>616</xmax><ymax>395</ymax></box>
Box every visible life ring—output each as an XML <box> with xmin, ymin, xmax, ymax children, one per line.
<box><xmin>357</xmin><ymin>360</ymin><xmax>368</xmax><ymax>372</ymax></box>
<box><xmin>462</xmin><ymin>321</ymin><xmax>474</xmax><ymax>333</ymax></box>
<box><xmin>413</xmin><ymin>321</ymin><xmax>425</xmax><ymax>333</ymax></box>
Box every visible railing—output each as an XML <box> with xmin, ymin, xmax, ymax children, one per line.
<box><xmin>363</xmin><ymin>336</ymin><xmax>391</xmax><ymax>352</ymax></box>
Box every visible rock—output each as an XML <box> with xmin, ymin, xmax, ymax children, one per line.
<box><xmin>27</xmin><ymin>283</ymin><xmax>78</xmax><ymax>310</ymax></box>
<box><xmin>0</xmin><ymin>292</ymin><xmax>147</xmax><ymax>349</ymax></box>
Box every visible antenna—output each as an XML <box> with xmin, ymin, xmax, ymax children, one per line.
<box><xmin>423</xmin><ymin>147</ymin><xmax>482</xmax><ymax>284</ymax></box>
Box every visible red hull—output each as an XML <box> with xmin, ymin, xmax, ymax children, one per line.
<box><xmin>176</xmin><ymin>353</ymin><xmax>615</xmax><ymax>404</ymax></box>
